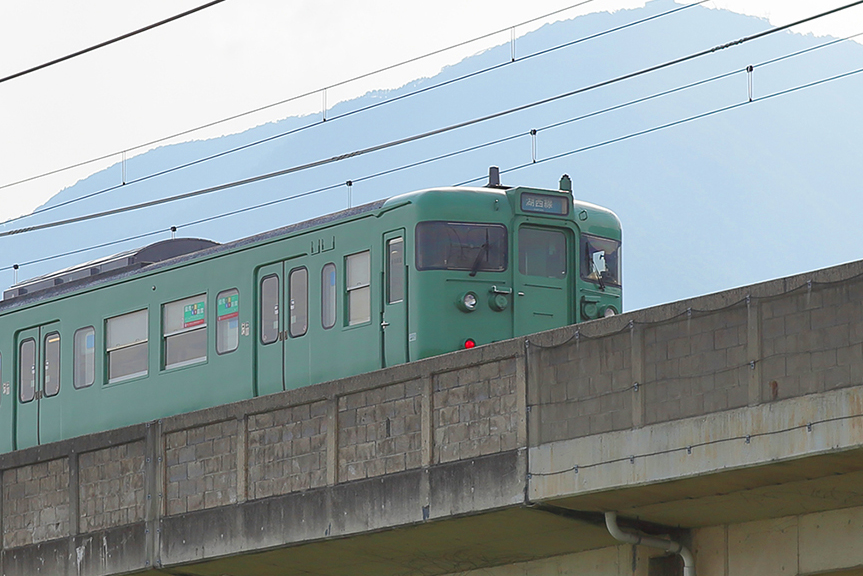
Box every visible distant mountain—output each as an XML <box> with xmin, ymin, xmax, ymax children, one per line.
<box><xmin>3</xmin><ymin>0</ymin><xmax>863</xmax><ymax>311</ymax></box>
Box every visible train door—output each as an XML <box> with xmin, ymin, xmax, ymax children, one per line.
<box><xmin>284</xmin><ymin>264</ymin><xmax>311</xmax><ymax>389</ymax></box>
<box><xmin>381</xmin><ymin>230</ymin><xmax>408</xmax><ymax>367</ymax></box>
<box><xmin>14</xmin><ymin>321</ymin><xmax>61</xmax><ymax>448</ymax></box>
<box><xmin>513</xmin><ymin>223</ymin><xmax>573</xmax><ymax>336</ymax></box>
<box><xmin>256</xmin><ymin>263</ymin><xmax>284</xmax><ymax>395</ymax></box>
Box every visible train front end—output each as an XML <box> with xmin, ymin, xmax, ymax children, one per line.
<box><xmin>404</xmin><ymin>173</ymin><xmax>621</xmax><ymax>360</ymax></box>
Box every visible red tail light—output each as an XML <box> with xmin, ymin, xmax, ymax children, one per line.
<box><xmin>464</xmin><ymin>338</ymin><xmax>476</xmax><ymax>349</ymax></box>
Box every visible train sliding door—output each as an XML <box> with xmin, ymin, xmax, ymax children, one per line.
<box><xmin>14</xmin><ymin>321</ymin><xmax>61</xmax><ymax>449</ymax></box>
<box><xmin>256</xmin><ymin>263</ymin><xmax>284</xmax><ymax>396</ymax></box>
<box><xmin>381</xmin><ymin>230</ymin><xmax>407</xmax><ymax>367</ymax></box>
<box><xmin>513</xmin><ymin>223</ymin><xmax>573</xmax><ymax>336</ymax></box>
<box><xmin>255</xmin><ymin>255</ymin><xmax>310</xmax><ymax>396</ymax></box>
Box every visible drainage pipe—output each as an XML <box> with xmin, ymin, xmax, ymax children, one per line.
<box><xmin>604</xmin><ymin>511</ymin><xmax>695</xmax><ymax>576</ymax></box>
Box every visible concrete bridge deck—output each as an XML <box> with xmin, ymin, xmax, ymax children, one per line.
<box><xmin>4</xmin><ymin>260</ymin><xmax>863</xmax><ymax>575</ymax></box>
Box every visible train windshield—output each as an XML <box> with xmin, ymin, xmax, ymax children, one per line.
<box><xmin>580</xmin><ymin>234</ymin><xmax>621</xmax><ymax>288</ymax></box>
<box><xmin>416</xmin><ymin>221</ymin><xmax>508</xmax><ymax>272</ymax></box>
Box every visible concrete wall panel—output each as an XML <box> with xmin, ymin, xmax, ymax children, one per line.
<box><xmin>728</xmin><ymin>517</ymin><xmax>798</xmax><ymax>576</ymax></box>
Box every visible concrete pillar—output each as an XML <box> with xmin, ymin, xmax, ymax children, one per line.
<box><xmin>747</xmin><ymin>296</ymin><xmax>762</xmax><ymax>406</ymax></box>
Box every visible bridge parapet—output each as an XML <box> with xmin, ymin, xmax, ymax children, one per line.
<box><xmin>2</xmin><ymin>260</ymin><xmax>863</xmax><ymax>575</ymax></box>
<box><xmin>529</xmin><ymin>262</ymin><xmax>863</xmax><ymax>446</ymax></box>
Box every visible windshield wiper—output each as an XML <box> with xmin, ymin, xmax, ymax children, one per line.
<box><xmin>469</xmin><ymin>230</ymin><xmax>490</xmax><ymax>277</ymax></box>
<box><xmin>588</xmin><ymin>250</ymin><xmax>606</xmax><ymax>291</ymax></box>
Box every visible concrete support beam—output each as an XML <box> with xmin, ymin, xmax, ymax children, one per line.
<box><xmin>2</xmin><ymin>259</ymin><xmax>863</xmax><ymax>575</ymax></box>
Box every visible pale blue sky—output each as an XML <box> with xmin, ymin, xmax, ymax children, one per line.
<box><xmin>1</xmin><ymin>0</ymin><xmax>861</xmax><ymax>222</ymax></box>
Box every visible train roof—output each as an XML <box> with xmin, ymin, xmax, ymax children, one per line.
<box><xmin>0</xmin><ymin>181</ymin><xmax>618</xmax><ymax>312</ymax></box>
<box><xmin>0</xmin><ymin>198</ymin><xmax>388</xmax><ymax>312</ymax></box>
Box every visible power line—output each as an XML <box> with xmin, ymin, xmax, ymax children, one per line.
<box><xmin>2</xmin><ymin>0</ymin><xmax>705</xmax><ymax>226</ymax></box>
<box><xmin>3</xmin><ymin>0</ymin><xmax>860</xmax><ymax>240</ymax></box>
<box><xmin>0</xmin><ymin>0</ymin><xmax>227</xmax><ymax>85</ymax></box>
<box><xmin>3</xmin><ymin>45</ymin><xmax>861</xmax><ymax>275</ymax></box>
<box><xmin>496</xmin><ymin>67</ymin><xmax>863</xmax><ymax>180</ymax></box>
<box><xmin>0</xmin><ymin>0</ymin><xmax>599</xmax><ymax>193</ymax></box>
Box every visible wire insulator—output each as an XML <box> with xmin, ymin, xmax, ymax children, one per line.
<box><xmin>747</xmin><ymin>65</ymin><xmax>754</xmax><ymax>101</ymax></box>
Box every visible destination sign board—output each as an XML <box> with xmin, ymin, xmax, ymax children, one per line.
<box><xmin>520</xmin><ymin>192</ymin><xmax>569</xmax><ymax>216</ymax></box>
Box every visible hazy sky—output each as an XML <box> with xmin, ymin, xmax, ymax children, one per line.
<box><xmin>1</xmin><ymin>0</ymin><xmax>862</xmax><ymax>223</ymax></box>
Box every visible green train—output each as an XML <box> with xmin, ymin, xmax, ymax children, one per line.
<box><xmin>0</xmin><ymin>172</ymin><xmax>621</xmax><ymax>453</ymax></box>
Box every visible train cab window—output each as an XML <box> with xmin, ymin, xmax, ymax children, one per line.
<box><xmin>415</xmin><ymin>222</ymin><xmax>507</xmax><ymax>273</ymax></box>
<box><xmin>261</xmin><ymin>275</ymin><xmax>280</xmax><ymax>344</ymax></box>
<box><xmin>346</xmin><ymin>251</ymin><xmax>371</xmax><ymax>326</ymax></box>
<box><xmin>106</xmin><ymin>309</ymin><xmax>148</xmax><ymax>383</ymax></box>
<box><xmin>289</xmin><ymin>268</ymin><xmax>308</xmax><ymax>337</ymax></box>
<box><xmin>43</xmin><ymin>332</ymin><xmax>61</xmax><ymax>397</ymax></box>
<box><xmin>19</xmin><ymin>339</ymin><xmax>36</xmax><ymax>403</ymax></box>
<box><xmin>580</xmin><ymin>234</ymin><xmax>621</xmax><ymax>288</ymax></box>
<box><xmin>216</xmin><ymin>289</ymin><xmax>240</xmax><ymax>354</ymax></box>
<box><xmin>74</xmin><ymin>327</ymin><xmax>96</xmax><ymax>389</ymax></box>
<box><xmin>387</xmin><ymin>238</ymin><xmax>405</xmax><ymax>304</ymax></box>
<box><xmin>519</xmin><ymin>228</ymin><xmax>566</xmax><ymax>279</ymax></box>
<box><xmin>163</xmin><ymin>295</ymin><xmax>207</xmax><ymax>369</ymax></box>
<box><xmin>322</xmin><ymin>263</ymin><xmax>336</xmax><ymax>329</ymax></box>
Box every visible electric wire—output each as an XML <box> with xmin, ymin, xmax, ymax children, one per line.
<box><xmin>1</xmin><ymin>0</ymin><xmax>706</xmax><ymax>225</ymax></box>
<box><xmin>494</xmin><ymin>64</ymin><xmax>863</xmax><ymax>182</ymax></box>
<box><xmin>0</xmin><ymin>0</ymin><xmax>227</xmax><ymax>85</ymax></box>
<box><xmin>528</xmin><ymin>411</ymin><xmax>863</xmax><ymax>478</ymax></box>
<box><xmin>3</xmin><ymin>54</ymin><xmax>861</xmax><ymax>275</ymax></box>
<box><xmin>4</xmin><ymin>0</ymin><xmax>859</xmax><ymax>240</ymax></box>
<box><xmin>0</xmin><ymin>0</ymin><xmax>600</xmax><ymax>194</ymax></box>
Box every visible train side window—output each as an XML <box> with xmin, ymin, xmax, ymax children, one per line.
<box><xmin>289</xmin><ymin>268</ymin><xmax>308</xmax><ymax>337</ymax></box>
<box><xmin>322</xmin><ymin>263</ymin><xmax>336</xmax><ymax>329</ymax></box>
<box><xmin>216</xmin><ymin>289</ymin><xmax>240</xmax><ymax>354</ymax></box>
<box><xmin>387</xmin><ymin>238</ymin><xmax>404</xmax><ymax>304</ymax></box>
<box><xmin>346</xmin><ymin>251</ymin><xmax>371</xmax><ymax>326</ymax></box>
<box><xmin>106</xmin><ymin>309</ymin><xmax>148</xmax><ymax>384</ymax></box>
<box><xmin>43</xmin><ymin>332</ymin><xmax>61</xmax><ymax>397</ymax></box>
<box><xmin>74</xmin><ymin>327</ymin><xmax>96</xmax><ymax>389</ymax></box>
<box><xmin>580</xmin><ymin>234</ymin><xmax>621</xmax><ymax>288</ymax></box>
<box><xmin>163</xmin><ymin>294</ymin><xmax>207</xmax><ymax>369</ymax></box>
<box><xmin>519</xmin><ymin>228</ymin><xmax>567</xmax><ymax>279</ymax></box>
<box><xmin>260</xmin><ymin>275</ymin><xmax>280</xmax><ymax>344</ymax></box>
<box><xmin>19</xmin><ymin>338</ymin><xmax>36</xmax><ymax>403</ymax></box>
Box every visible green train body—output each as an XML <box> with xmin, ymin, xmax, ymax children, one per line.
<box><xmin>0</xmin><ymin>178</ymin><xmax>621</xmax><ymax>453</ymax></box>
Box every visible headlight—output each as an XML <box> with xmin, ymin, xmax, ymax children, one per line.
<box><xmin>457</xmin><ymin>291</ymin><xmax>478</xmax><ymax>312</ymax></box>
<box><xmin>463</xmin><ymin>292</ymin><xmax>477</xmax><ymax>310</ymax></box>
<box><xmin>603</xmin><ymin>307</ymin><xmax>617</xmax><ymax>318</ymax></box>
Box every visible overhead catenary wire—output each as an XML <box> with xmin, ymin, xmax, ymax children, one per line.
<box><xmin>3</xmin><ymin>53</ymin><xmax>861</xmax><ymax>275</ymax></box>
<box><xmin>0</xmin><ymin>0</ymin><xmax>227</xmax><ymax>85</ymax></box>
<box><xmin>1</xmin><ymin>0</ymin><xmax>706</xmax><ymax>224</ymax></box>
<box><xmin>2</xmin><ymin>0</ymin><xmax>861</xmax><ymax>240</ymax></box>
<box><xmin>0</xmin><ymin>0</ymin><xmax>601</xmax><ymax>195</ymax></box>
<box><xmin>14</xmin><ymin>5</ymin><xmax>854</xmax><ymax>236</ymax></box>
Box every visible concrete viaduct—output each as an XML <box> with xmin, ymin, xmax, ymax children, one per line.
<box><xmin>4</xmin><ymin>260</ymin><xmax>863</xmax><ymax>576</ymax></box>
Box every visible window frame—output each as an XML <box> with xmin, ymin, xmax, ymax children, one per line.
<box><xmin>580</xmin><ymin>233</ymin><xmax>622</xmax><ymax>288</ymax></box>
<box><xmin>216</xmin><ymin>288</ymin><xmax>240</xmax><ymax>355</ymax></box>
<box><xmin>260</xmin><ymin>274</ymin><xmax>280</xmax><ymax>345</ymax></box>
<box><xmin>289</xmin><ymin>267</ymin><xmax>309</xmax><ymax>338</ymax></box>
<box><xmin>162</xmin><ymin>294</ymin><xmax>208</xmax><ymax>370</ymax></box>
<box><xmin>73</xmin><ymin>326</ymin><xmax>96</xmax><ymax>389</ymax></box>
<box><xmin>43</xmin><ymin>331</ymin><xmax>61</xmax><ymax>398</ymax></box>
<box><xmin>518</xmin><ymin>227</ymin><xmax>568</xmax><ymax>280</ymax></box>
<box><xmin>106</xmin><ymin>309</ymin><xmax>149</xmax><ymax>384</ymax></box>
<box><xmin>18</xmin><ymin>338</ymin><xmax>36</xmax><ymax>403</ymax></box>
<box><xmin>415</xmin><ymin>221</ymin><xmax>508</xmax><ymax>273</ymax></box>
<box><xmin>345</xmin><ymin>250</ymin><xmax>371</xmax><ymax>326</ymax></box>
<box><xmin>321</xmin><ymin>263</ymin><xmax>337</xmax><ymax>330</ymax></box>
<box><xmin>387</xmin><ymin>237</ymin><xmax>405</xmax><ymax>304</ymax></box>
